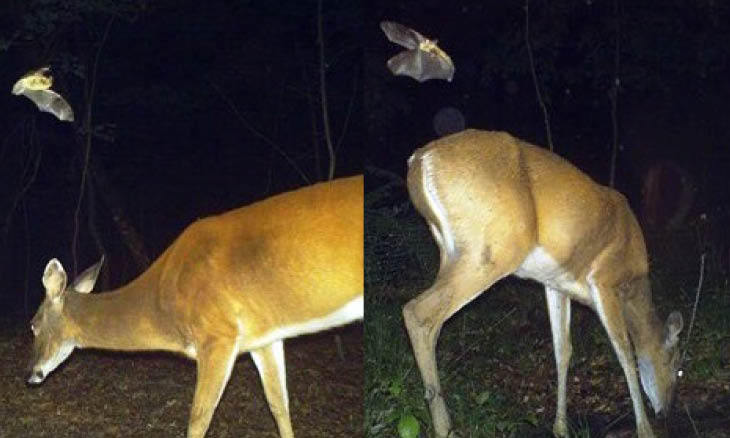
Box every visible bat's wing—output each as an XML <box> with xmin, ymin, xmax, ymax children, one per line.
<box><xmin>387</xmin><ymin>48</ymin><xmax>455</xmax><ymax>83</ymax></box>
<box><xmin>21</xmin><ymin>89</ymin><xmax>75</xmax><ymax>122</ymax></box>
<box><xmin>386</xmin><ymin>51</ymin><xmax>422</xmax><ymax>79</ymax></box>
<box><xmin>380</xmin><ymin>21</ymin><xmax>421</xmax><ymax>50</ymax></box>
<box><xmin>381</xmin><ymin>21</ymin><xmax>454</xmax><ymax>82</ymax></box>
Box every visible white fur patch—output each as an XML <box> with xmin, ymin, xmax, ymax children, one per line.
<box><xmin>29</xmin><ymin>341</ymin><xmax>76</xmax><ymax>383</ymax></box>
<box><xmin>637</xmin><ymin>356</ymin><xmax>661</xmax><ymax>413</ymax></box>
<box><xmin>242</xmin><ymin>295</ymin><xmax>363</xmax><ymax>351</ymax></box>
<box><xmin>514</xmin><ymin>247</ymin><xmax>590</xmax><ymax>303</ymax></box>
<box><xmin>184</xmin><ymin>343</ymin><xmax>197</xmax><ymax>359</ymax></box>
<box><xmin>420</xmin><ymin>152</ymin><xmax>455</xmax><ymax>257</ymax></box>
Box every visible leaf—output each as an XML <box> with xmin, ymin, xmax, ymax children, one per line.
<box><xmin>397</xmin><ymin>414</ymin><xmax>420</xmax><ymax>438</ymax></box>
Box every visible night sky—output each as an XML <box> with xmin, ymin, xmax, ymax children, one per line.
<box><xmin>1</xmin><ymin>0</ymin><xmax>730</xmax><ymax>436</ymax></box>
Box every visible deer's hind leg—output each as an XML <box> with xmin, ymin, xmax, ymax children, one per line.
<box><xmin>403</xmin><ymin>230</ymin><xmax>534</xmax><ymax>436</ymax></box>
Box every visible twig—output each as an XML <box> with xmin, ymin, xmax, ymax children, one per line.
<box><xmin>680</xmin><ymin>253</ymin><xmax>705</xmax><ymax>366</ymax></box>
<box><xmin>445</xmin><ymin>307</ymin><xmax>517</xmax><ymax>377</ymax></box>
<box><xmin>2</xmin><ymin>123</ymin><xmax>42</xmax><ymax>237</ymax></box>
<box><xmin>317</xmin><ymin>0</ymin><xmax>335</xmax><ymax>180</ymax></box>
<box><xmin>608</xmin><ymin>0</ymin><xmax>621</xmax><ymax>187</ymax></box>
<box><xmin>524</xmin><ymin>0</ymin><xmax>554</xmax><ymax>151</ymax></box>
<box><xmin>207</xmin><ymin>80</ymin><xmax>310</xmax><ymax>184</ymax></box>
<box><xmin>23</xmin><ymin>202</ymin><xmax>31</xmax><ymax>317</ymax></box>
<box><xmin>335</xmin><ymin>68</ymin><xmax>358</xmax><ymax>153</ymax></box>
<box><xmin>72</xmin><ymin>17</ymin><xmax>114</xmax><ymax>275</ymax></box>
<box><xmin>684</xmin><ymin>402</ymin><xmax>701</xmax><ymax>437</ymax></box>
<box><xmin>300</xmin><ymin>49</ymin><xmax>321</xmax><ymax>181</ymax></box>
<box><xmin>602</xmin><ymin>411</ymin><xmax>631</xmax><ymax>436</ymax></box>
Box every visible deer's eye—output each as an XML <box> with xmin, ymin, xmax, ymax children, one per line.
<box><xmin>30</xmin><ymin>323</ymin><xmax>37</xmax><ymax>336</ymax></box>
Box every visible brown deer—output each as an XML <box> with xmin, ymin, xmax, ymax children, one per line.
<box><xmin>27</xmin><ymin>175</ymin><xmax>363</xmax><ymax>438</ymax></box>
<box><xmin>402</xmin><ymin>130</ymin><xmax>683</xmax><ymax>438</ymax></box>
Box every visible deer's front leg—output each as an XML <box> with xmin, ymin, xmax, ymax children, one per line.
<box><xmin>545</xmin><ymin>287</ymin><xmax>573</xmax><ymax>438</ymax></box>
<box><xmin>188</xmin><ymin>341</ymin><xmax>238</xmax><ymax>438</ymax></box>
<box><xmin>591</xmin><ymin>281</ymin><xmax>655</xmax><ymax>438</ymax></box>
<box><xmin>251</xmin><ymin>339</ymin><xmax>294</xmax><ymax>438</ymax></box>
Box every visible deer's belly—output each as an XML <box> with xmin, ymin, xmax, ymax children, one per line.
<box><xmin>237</xmin><ymin>294</ymin><xmax>363</xmax><ymax>352</ymax></box>
<box><xmin>514</xmin><ymin>246</ymin><xmax>592</xmax><ymax>304</ymax></box>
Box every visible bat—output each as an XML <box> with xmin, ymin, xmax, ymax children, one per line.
<box><xmin>12</xmin><ymin>66</ymin><xmax>74</xmax><ymax>122</ymax></box>
<box><xmin>380</xmin><ymin>21</ymin><xmax>455</xmax><ymax>83</ymax></box>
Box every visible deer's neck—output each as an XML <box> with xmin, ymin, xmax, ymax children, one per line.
<box><xmin>64</xmin><ymin>275</ymin><xmax>184</xmax><ymax>353</ymax></box>
<box><xmin>622</xmin><ymin>275</ymin><xmax>663</xmax><ymax>358</ymax></box>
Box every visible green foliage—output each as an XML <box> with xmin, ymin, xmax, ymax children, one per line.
<box><xmin>397</xmin><ymin>414</ymin><xmax>420</xmax><ymax>438</ymax></box>
<box><xmin>365</xmin><ymin>297</ymin><xmax>427</xmax><ymax>437</ymax></box>
<box><xmin>365</xmin><ymin>204</ymin><xmax>439</xmax><ymax>300</ymax></box>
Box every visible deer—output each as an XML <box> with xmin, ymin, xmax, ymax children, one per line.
<box><xmin>402</xmin><ymin>130</ymin><xmax>683</xmax><ymax>438</ymax></box>
<box><xmin>26</xmin><ymin>175</ymin><xmax>363</xmax><ymax>438</ymax></box>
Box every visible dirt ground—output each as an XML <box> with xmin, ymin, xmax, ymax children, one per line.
<box><xmin>0</xmin><ymin>320</ymin><xmax>362</xmax><ymax>437</ymax></box>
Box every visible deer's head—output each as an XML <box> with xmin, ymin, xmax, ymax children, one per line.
<box><xmin>27</xmin><ymin>257</ymin><xmax>103</xmax><ymax>384</ymax></box>
<box><xmin>637</xmin><ymin>311</ymin><xmax>684</xmax><ymax>417</ymax></box>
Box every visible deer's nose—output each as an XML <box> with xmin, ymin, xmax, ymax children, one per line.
<box><xmin>26</xmin><ymin>370</ymin><xmax>44</xmax><ymax>385</ymax></box>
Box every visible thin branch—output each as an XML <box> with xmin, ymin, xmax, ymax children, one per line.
<box><xmin>72</xmin><ymin>17</ymin><xmax>114</xmax><ymax>275</ymax></box>
<box><xmin>608</xmin><ymin>0</ymin><xmax>622</xmax><ymax>187</ymax></box>
<box><xmin>207</xmin><ymin>80</ymin><xmax>310</xmax><ymax>184</ymax></box>
<box><xmin>681</xmin><ymin>253</ymin><xmax>705</xmax><ymax>367</ymax></box>
<box><xmin>684</xmin><ymin>402</ymin><xmax>701</xmax><ymax>437</ymax></box>
<box><xmin>524</xmin><ymin>0</ymin><xmax>554</xmax><ymax>151</ymax></box>
<box><xmin>23</xmin><ymin>202</ymin><xmax>31</xmax><ymax>317</ymax></box>
<box><xmin>317</xmin><ymin>0</ymin><xmax>335</xmax><ymax>180</ymax></box>
<box><xmin>2</xmin><ymin>125</ymin><xmax>42</xmax><ymax>238</ymax></box>
<box><xmin>602</xmin><ymin>411</ymin><xmax>631</xmax><ymax>436</ymax></box>
<box><xmin>299</xmin><ymin>46</ymin><xmax>322</xmax><ymax>181</ymax></box>
<box><xmin>335</xmin><ymin>68</ymin><xmax>358</xmax><ymax>153</ymax></box>
<box><xmin>444</xmin><ymin>307</ymin><xmax>518</xmax><ymax>384</ymax></box>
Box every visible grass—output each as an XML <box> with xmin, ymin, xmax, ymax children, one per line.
<box><xmin>365</xmin><ymin>203</ymin><xmax>730</xmax><ymax>438</ymax></box>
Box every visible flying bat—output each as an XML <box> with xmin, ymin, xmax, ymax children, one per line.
<box><xmin>380</xmin><ymin>21</ymin><xmax>455</xmax><ymax>83</ymax></box>
<box><xmin>12</xmin><ymin>66</ymin><xmax>74</xmax><ymax>122</ymax></box>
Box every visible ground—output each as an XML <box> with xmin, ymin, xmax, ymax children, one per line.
<box><xmin>0</xmin><ymin>321</ymin><xmax>362</xmax><ymax>437</ymax></box>
<box><xmin>365</xmin><ymin>281</ymin><xmax>730</xmax><ymax>438</ymax></box>
<box><xmin>364</xmin><ymin>213</ymin><xmax>730</xmax><ymax>437</ymax></box>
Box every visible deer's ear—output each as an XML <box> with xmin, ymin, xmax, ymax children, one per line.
<box><xmin>42</xmin><ymin>259</ymin><xmax>67</xmax><ymax>301</ymax></box>
<box><xmin>71</xmin><ymin>255</ymin><xmax>105</xmax><ymax>294</ymax></box>
<box><xmin>663</xmin><ymin>311</ymin><xmax>683</xmax><ymax>349</ymax></box>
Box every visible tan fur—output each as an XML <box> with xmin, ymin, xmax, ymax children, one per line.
<box><xmin>28</xmin><ymin>175</ymin><xmax>363</xmax><ymax>438</ymax></box>
<box><xmin>403</xmin><ymin>131</ymin><xmax>682</xmax><ymax>438</ymax></box>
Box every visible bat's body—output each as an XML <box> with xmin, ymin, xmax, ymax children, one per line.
<box><xmin>380</xmin><ymin>21</ymin><xmax>454</xmax><ymax>83</ymax></box>
<box><xmin>12</xmin><ymin>67</ymin><xmax>74</xmax><ymax>122</ymax></box>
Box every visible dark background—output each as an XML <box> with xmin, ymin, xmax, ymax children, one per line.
<box><xmin>1</xmin><ymin>0</ymin><xmax>729</xmax><ymax>437</ymax></box>
<box><xmin>1</xmin><ymin>2</ymin><xmax>365</xmax><ymax>436</ymax></box>
<box><xmin>366</xmin><ymin>0</ymin><xmax>730</xmax><ymax>238</ymax></box>
<box><xmin>364</xmin><ymin>2</ymin><xmax>730</xmax><ymax>436</ymax></box>
<box><xmin>2</xmin><ymin>0</ymin><xmax>728</xmax><ymax>316</ymax></box>
<box><xmin>1</xmin><ymin>0</ymin><xmax>363</xmax><ymax>315</ymax></box>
